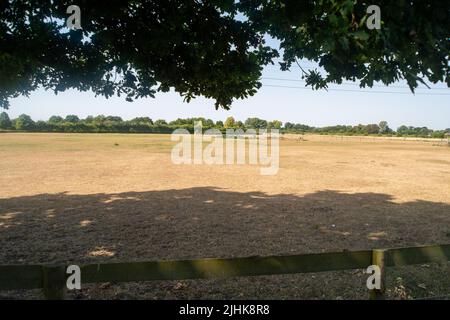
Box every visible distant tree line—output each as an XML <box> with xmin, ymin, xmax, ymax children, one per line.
<box><xmin>0</xmin><ymin>113</ymin><xmax>448</xmax><ymax>139</ymax></box>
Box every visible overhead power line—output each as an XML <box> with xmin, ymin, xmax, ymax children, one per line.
<box><xmin>262</xmin><ymin>84</ymin><xmax>450</xmax><ymax>96</ymax></box>
<box><xmin>262</xmin><ymin>77</ymin><xmax>450</xmax><ymax>91</ymax></box>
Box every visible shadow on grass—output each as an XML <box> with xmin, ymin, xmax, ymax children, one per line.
<box><xmin>0</xmin><ymin>188</ymin><xmax>449</xmax><ymax>265</ymax></box>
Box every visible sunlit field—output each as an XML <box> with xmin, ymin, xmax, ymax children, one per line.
<box><xmin>1</xmin><ymin>133</ymin><xmax>449</xmax><ymax>299</ymax></box>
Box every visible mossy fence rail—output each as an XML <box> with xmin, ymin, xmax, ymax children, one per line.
<box><xmin>0</xmin><ymin>244</ymin><xmax>449</xmax><ymax>300</ymax></box>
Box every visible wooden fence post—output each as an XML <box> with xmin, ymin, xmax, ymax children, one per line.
<box><xmin>369</xmin><ymin>249</ymin><xmax>386</xmax><ymax>300</ymax></box>
<box><xmin>42</xmin><ymin>266</ymin><xmax>67</xmax><ymax>300</ymax></box>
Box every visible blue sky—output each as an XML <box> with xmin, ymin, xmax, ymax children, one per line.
<box><xmin>6</xmin><ymin>62</ymin><xmax>449</xmax><ymax>130</ymax></box>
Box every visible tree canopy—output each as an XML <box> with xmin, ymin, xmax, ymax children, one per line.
<box><xmin>1</xmin><ymin>1</ymin><xmax>448</xmax><ymax>109</ymax></box>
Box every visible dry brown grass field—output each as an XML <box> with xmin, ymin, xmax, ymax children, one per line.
<box><xmin>0</xmin><ymin>132</ymin><xmax>449</xmax><ymax>299</ymax></box>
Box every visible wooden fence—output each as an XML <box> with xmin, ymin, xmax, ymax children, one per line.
<box><xmin>0</xmin><ymin>244</ymin><xmax>449</xmax><ymax>300</ymax></box>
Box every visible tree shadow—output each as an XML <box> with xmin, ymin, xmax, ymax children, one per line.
<box><xmin>1</xmin><ymin>188</ymin><xmax>449</xmax><ymax>265</ymax></box>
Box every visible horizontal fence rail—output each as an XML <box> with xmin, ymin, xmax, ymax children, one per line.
<box><xmin>0</xmin><ymin>244</ymin><xmax>449</xmax><ymax>299</ymax></box>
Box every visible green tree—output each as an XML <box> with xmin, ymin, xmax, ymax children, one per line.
<box><xmin>397</xmin><ymin>125</ymin><xmax>409</xmax><ymax>135</ymax></box>
<box><xmin>65</xmin><ymin>115</ymin><xmax>80</xmax><ymax>123</ymax></box>
<box><xmin>201</xmin><ymin>118</ymin><xmax>215</xmax><ymax>127</ymax></box>
<box><xmin>268</xmin><ymin>120</ymin><xmax>283</xmax><ymax>130</ymax></box>
<box><xmin>0</xmin><ymin>112</ymin><xmax>12</xmax><ymax>129</ymax></box>
<box><xmin>366</xmin><ymin>124</ymin><xmax>380</xmax><ymax>134</ymax></box>
<box><xmin>245</xmin><ymin>118</ymin><xmax>267</xmax><ymax>129</ymax></box>
<box><xmin>170</xmin><ymin>118</ymin><xmax>189</xmax><ymax>126</ymax></box>
<box><xmin>235</xmin><ymin>121</ymin><xmax>244</xmax><ymax>129</ymax></box>
<box><xmin>224</xmin><ymin>116</ymin><xmax>236</xmax><ymax>129</ymax></box>
<box><xmin>34</xmin><ymin>120</ymin><xmax>49</xmax><ymax>131</ymax></box>
<box><xmin>14</xmin><ymin>114</ymin><xmax>35</xmax><ymax>130</ymax></box>
<box><xmin>1</xmin><ymin>1</ymin><xmax>447</xmax><ymax>109</ymax></box>
<box><xmin>154</xmin><ymin>119</ymin><xmax>168</xmax><ymax>126</ymax></box>
<box><xmin>130</xmin><ymin>117</ymin><xmax>152</xmax><ymax>125</ymax></box>
<box><xmin>106</xmin><ymin>116</ymin><xmax>124</xmax><ymax>122</ymax></box>
<box><xmin>48</xmin><ymin>116</ymin><xmax>64</xmax><ymax>124</ymax></box>
<box><xmin>284</xmin><ymin>122</ymin><xmax>294</xmax><ymax>130</ymax></box>
<box><xmin>379</xmin><ymin>121</ymin><xmax>391</xmax><ymax>134</ymax></box>
<box><xmin>84</xmin><ymin>116</ymin><xmax>95</xmax><ymax>123</ymax></box>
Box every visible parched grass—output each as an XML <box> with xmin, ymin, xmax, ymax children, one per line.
<box><xmin>0</xmin><ymin>133</ymin><xmax>174</xmax><ymax>152</ymax></box>
<box><xmin>0</xmin><ymin>132</ymin><xmax>449</xmax><ymax>299</ymax></box>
